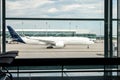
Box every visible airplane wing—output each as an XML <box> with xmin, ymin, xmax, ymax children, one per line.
<box><xmin>26</xmin><ymin>36</ymin><xmax>55</xmax><ymax>45</ymax></box>
<box><xmin>38</xmin><ymin>39</ymin><xmax>55</xmax><ymax>45</ymax></box>
<box><xmin>28</xmin><ymin>37</ymin><xmax>55</xmax><ymax>45</ymax></box>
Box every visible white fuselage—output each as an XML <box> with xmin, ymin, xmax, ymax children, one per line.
<box><xmin>21</xmin><ymin>36</ymin><xmax>94</xmax><ymax>45</ymax></box>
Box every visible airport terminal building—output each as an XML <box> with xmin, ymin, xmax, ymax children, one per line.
<box><xmin>6</xmin><ymin>29</ymin><xmax>96</xmax><ymax>39</ymax></box>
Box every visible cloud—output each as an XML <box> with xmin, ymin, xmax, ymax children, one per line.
<box><xmin>6</xmin><ymin>0</ymin><xmax>105</xmax><ymax>18</ymax></box>
<box><xmin>62</xmin><ymin>4</ymin><xmax>82</xmax><ymax>11</ymax></box>
<box><xmin>6</xmin><ymin>0</ymin><xmax>54</xmax><ymax>10</ymax></box>
<box><xmin>6</xmin><ymin>0</ymin><xmax>55</xmax><ymax>17</ymax></box>
<box><xmin>48</xmin><ymin>8</ymin><xmax>58</xmax><ymax>13</ymax></box>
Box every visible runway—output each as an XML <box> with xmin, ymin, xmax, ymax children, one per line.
<box><xmin>6</xmin><ymin>41</ymin><xmax>104</xmax><ymax>58</ymax></box>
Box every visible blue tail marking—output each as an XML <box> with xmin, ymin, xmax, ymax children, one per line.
<box><xmin>7</xmin><ymin>26</ymin><xmax>25</xmax><ymax>43</ymax></box>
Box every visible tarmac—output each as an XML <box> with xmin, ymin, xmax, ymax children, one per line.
<box><xmin>6</xmin><ymin>40</ymin><xmax>118</xmax><ymax>77</ymax></box>
<box><xmin>6</xmin><ymin>40</ymin><xmax>104</xmax><ymax>58</ymax></box>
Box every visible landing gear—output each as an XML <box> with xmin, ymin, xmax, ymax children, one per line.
<box><xmin>46</xmin><ymin>46</ymin><xmax>53</xmax><ymax>49</ymax></box>
<box><xmin>87</xmin><ymin>45</ymin><xmax>89</xmax><ymax>49</ymax></box>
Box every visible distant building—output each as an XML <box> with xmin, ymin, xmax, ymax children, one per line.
<box><xmin>6</xmin><ymin>29</ymin><xmax>96</xmax><ymax>39</ymax></box>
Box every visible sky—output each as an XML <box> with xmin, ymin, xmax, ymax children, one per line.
<box><xmin>6</xmin><ymin>0</ymin><xmax>105</xmax><ymax>18</ymax></box>
<box><xmin>6</xmin><ymin>0</ymin><xmax>117</xmax><ymax>35</ymax></box>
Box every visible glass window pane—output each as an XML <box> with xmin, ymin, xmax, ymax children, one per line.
<box><xmin>113</xmin><ymin>21</ymin><xmax>117</xmax><ymax>57</ymax></box>
<box><xmin>6</xmin><ymin>20</ymin><xmax>104</xmax><ymax>58</ymax></box>
<box><xmin>6</xmin><ymin>0</ymin><xmax>104</xmax><ymax>18</ymax></box>
<box><xmin>113</xmin><ymin>0</ymin><xmax>117</xmax><ymax>18</ymax></box>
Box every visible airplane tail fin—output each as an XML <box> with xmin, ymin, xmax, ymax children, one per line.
<box><xmin>7</xmin><ymin>26</ymin><xmax>25</xmax><ymax>43</ymax></box>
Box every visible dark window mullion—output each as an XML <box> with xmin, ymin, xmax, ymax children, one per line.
<box><xmin>2</xmin><ymin>0</ymin><xmax>6</xmax><ymax>53</ymax></box>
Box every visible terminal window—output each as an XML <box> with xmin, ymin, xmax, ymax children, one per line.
<box><xmin>5</xmin><ymin>0</ymin><xmax>117</xmax><ymax>58</ymax></box>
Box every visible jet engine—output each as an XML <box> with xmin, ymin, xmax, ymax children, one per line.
<box><xmin>55</xmin><ymin>41</ymin><xmax>65</xmax><ymax>48</ymax></box>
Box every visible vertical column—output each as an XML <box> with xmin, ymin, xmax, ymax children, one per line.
<box><xmin>104</xmin><ymin>0</ymin><xmax>113</xmax><ymax>79</ymax></box>
<box><xmin>2</xmin><ymin>0</ymin><xmax>6</xmax><ymax>53</ymax></box>
<box><xmin>117</xmin><ymin>0</ymin><xmax>120</xmax><ymax>76</ymax></box>
<box><xmin>0</xmin><ymin>0</ymin><xmax>1</xmax><ymax>53</ymax></box>
<box><xmin>104</xmin><ymin>0</ymin><xmax>113</xmax><ymax>58</ymax></box>
<box><xmin>104</xmin><ymin>0</ymin><xmax>108</xmax><ymax>58</ymax></box>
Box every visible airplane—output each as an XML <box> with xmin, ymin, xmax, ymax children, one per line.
<box><xmin>7</xmin><ymin>26</ymin><xmax>94</xmax><ymax>48</ymax></box>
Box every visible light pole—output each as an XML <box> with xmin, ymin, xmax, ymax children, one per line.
<box><xmin>69</xmin><ymin>22</ymin><xmax>71</xmax><ymax>31</ymax></box>
<box><xmin>46</xmin><ymin>22</ymin><xmax>48</xmax><ymax>36</ymax></box>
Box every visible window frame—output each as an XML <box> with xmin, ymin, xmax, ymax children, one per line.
<box><xmin>1</xmin><ymin>0</ymin><xmax>119</xmax><ymax>65</ymax></box>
